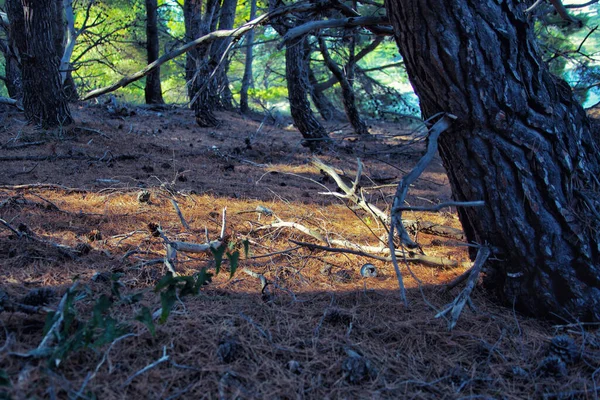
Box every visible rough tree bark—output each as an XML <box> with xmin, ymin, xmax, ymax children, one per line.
<box><xmin>184</xmin><ymin>0</ymin><xmax>220</xmax><ymax>127</ymax></box>
<box><xmin>7</xmin><ymin>0</ymin><xmax>73</xmax><ymax>128</ymax></box>
<box><xmin>209</xmin><ymin>0</ymin><xmax>237</xmax><ymax>110</ymax></box>
<box><xmin>144</xmin><ymin>0</ymin><xmax>164</xmax><ymax>104</ymax></box>
<box><xmin>239</xmin><ymin>0</ymin><xmax>256</xmax><ymax>113</ymax></box>
<box><xmin>318</xmin><ymin>36</ymin><xmax>369</xmax><ymax>135</ymax></box>
<box><xmin>284</xmin><ymin>36</ymin><xmax>331</xmax><ymax>151</ymax></box>
<box><xmin>387</xmin><ymin>0</ymin><xmax>600</xmax><ymax>321</ymax></box>
<box><xmin>269</xmin><ymin>1</ymin><xmax>330</xmax><ymax>151</ymax></box>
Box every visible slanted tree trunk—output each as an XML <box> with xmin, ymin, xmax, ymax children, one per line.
<box><xmin>239</xmin><ymin>0</ymin><xmax>256</xmax><ymax>113</ymax></box>
<box><xmin>307</xmin><ymin>65</ymin><xmax>336</xmax><ymax>121</ymax></box>
<box><xmin>7</xmin><ymin>0</ymin><xmax>73</xmax><ymax>128</ymax></box>
<box><xmin>144</xmin><ymin>0</ymin><xmax>164</xmax><ymax>104</ymax></box>
<box><xmin>285</xmin><ymin>36</ymin><xmax>330</xmax><ymax>151</ymax></box>
<box><xmin>318</xmin><ymin>37</ymin><xmax>369</xmax><ymax>135</ymax></box>
<box><xmin>269</xmin><ymin>1</ymin><xmax>330</xmax><ymax>151</ymax></box>
<box><xmin>387</xmin><ymin>0</ymin><xmax>600</xmax><ymax>321</ymax></box>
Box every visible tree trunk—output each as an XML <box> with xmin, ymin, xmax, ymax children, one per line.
<box><xmin>239</xmin><ymin>0</ymin><xmax>256</xmax><ymax>114</ymax></box>
<box><xmin>318</xmin><ymin>37</ymin><xmax>369</xmax><ymax>135</ymax></box>
<box><xmin>285</xmin><ymin>36</ymin><xmax>330</xmax><ymax>151</ymax></box>
<box><xmin>307</xmin><ymin>65</ymin><xmax>336</xmax><ymax>121</ymax></box>
<box><xmin>4</xmin><ymin>50</ymin><xmax>22</xmax><ymax>100</ymax></box>
<box><xmin>184</xmin><ymin>0</ymin><xmax>220</xmax><ymax>127</ymax></box>
<box><xmin>209</xmin><ymin>0</ymin><xmax>237</xmax><ymax>110</ymax></box>
<box><xmin>387</xmin><ymin>0</ymin><xmax>600</xmax><ymax>321</ymax></box>
<box><xmin>7</xmin><ymin>0</ymin><xmax>73</xmax><ymax>128</ymax></box>
<box><xmin>144</xmin><ymin>0</ymin><xmax>164</xmax><ymax>104</ymax></box>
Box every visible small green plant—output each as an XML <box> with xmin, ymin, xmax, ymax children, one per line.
<box><xmin>153</xmin><ymin>268</ymin><xmax>213</xmax><ymax>323</ymax></box>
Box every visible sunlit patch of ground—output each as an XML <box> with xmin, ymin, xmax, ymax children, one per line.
<box><xmin>0</xmin><ymin>104</ymin><xmax>598</xmax><ymax>399</ymax></box>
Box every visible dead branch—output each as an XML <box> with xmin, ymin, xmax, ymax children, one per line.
<box><xmin>170</xmin><ymin>199</ymin><xmax>191</xmax><ymax>230</ymax></box>
<box><xmin>435</xmin><ymin>246</ymin><xmax>491</xmax><ymax>330</ymax></box>
<box><xmin>37</xmin><ymin>282</ymin><xmax>79</xmax><ymax>351</ymax></box>
<box><xmin>390</xmin><ymin>114</ymin><xmax>456</xmax><ymax>249</ymax></box>
<box><xmin>123</xmin><ymin>346</ymin><xmax>169</xmax><ymax>387</ymax></box>
<box><xmin>312</xmin><ymin>156</ymin><xmax>465</xmax><ymax>241</ymax></box>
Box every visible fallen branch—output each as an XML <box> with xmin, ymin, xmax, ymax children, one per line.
<box><xmin>38</xmin><ymin>282</ymin><xmax>79</xmax><ymax>351</ymax></box>
<box><xmin>435</xmin><ymin>246</ymin><xmax>491</xmax><ymax>330</ymax></box>
<box><xmin>123</xmin><ymin>346</ymin><xmax>169</xmax><ymax>387</ymax></box>
<box><xmin>170</xmin><ymin>199</ymin><xmax>191</xmax><ymax>230</ymax></box>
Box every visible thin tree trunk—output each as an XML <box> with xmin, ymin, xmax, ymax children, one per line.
<box><xmin>387</xmin><ymin>0</ymin><xmax>600</xmax><ymax>321</ymax></box>
<box><xmin>210</xmin><ymin>0</ymin><xmax>237</xmax><ymax>110</ymax></box>
<box><xmin>307</xmin><ymin>65</ymin><xmax>336</xmax><ymax>121</ymax></box>
<box><xmin>318</xmin><ymin>37</ymin><xmax>369</xmax><ymax>135</ymax></box>
<box><xmin>240</xmin><ymin>0</ymin><xmax>256</xmax><ymax>113</ymax></box>
<box><xmin>7</xmin><ymin>0</ymin><xmax>72</xmax><ymax>128</ymax></box>
<box><xmin>145</xmin><ymin>0</ymin><xmax>164</xmax><ymax>104</ymax></box>
<box><xmin>285</xmin><ymin>36</ymin><xmax>330</xmax><ymax>151</ymax></box>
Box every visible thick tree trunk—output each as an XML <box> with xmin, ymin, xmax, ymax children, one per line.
<box><xmin>7</xmin><ymin>0</ymin><xmax>73</xmax><ymax>128</ymax></box>
<box><xmin>239</xmin><ymin>0</ymin><xmax>256</xmax><ymax>113</ymax></box>
<box><xmin>144</xmin><ymin>0</ymin><xmax>164</xmax><ymax>104</ymax></box>
<box><xmin>318</xmin><ymin>37</ymin><xmax>369</xmax><ymax>135</ymax></box>
<box><xmin>285</xmin><ymin>36</ymin><xmax>331</xmax><ymax>151</ymax></box>
<box><xmin>387</xmin><ymin>0</ymin><xmax>600</xmax><ymax>321</ymax></box>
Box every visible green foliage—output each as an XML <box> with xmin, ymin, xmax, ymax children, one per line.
<box><xmin>153</xmin><ymin>268</ymin><xmax>213</xmax><ymax>323</ymax></box>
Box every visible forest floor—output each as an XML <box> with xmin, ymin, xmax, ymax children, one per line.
<box><xmin>0</xmin><ymin>102</ymin><xmax>598</xmax><ymax>399</ymax></box>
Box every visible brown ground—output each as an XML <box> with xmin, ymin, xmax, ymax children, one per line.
<box><xmin>0</xmin><ymin>103</ymin><xmax>598</xmax><ymax>399</ymax></box>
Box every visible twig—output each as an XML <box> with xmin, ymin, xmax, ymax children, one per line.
<box><xmin>75</xmin><ymin>333</ymin><xmax>136</xmax><ymax>398</ymax></box>
<box><xmin>239</xmin><ymin>312</ymin><xmax>272</xmax><ymax>341</ymax></box>
<box><xmin>435</xmin><ymin>246</ymin><xmax>491</xmax><ymax>330</ymax></box>
<box><xmin>170</xmin><ymin>199</ymin><xmax>191</xmax><ymax>230</ymax></box>
<box><xmin>38</xmin><ymin>282</ymin><xmax>79</xmax><ymax>351</ymax></box>
<box><xmin>123</xmin><ymin>346</ymin><xmax>169</xmax><ymax>387</ymax></box>
<box><xmin>290</xmin><ymin>239</ymin><xmax>390</xmax><ymax>262</ymax></box>
<box><xmin>220</xmin><ymin>207</ymin><xmax>227</xmax><ymax>240</ymax></box>
<box><xmin>0</xmin><ymin>218</ymin><xmax>22</xmax><ymax>237</ymax></box>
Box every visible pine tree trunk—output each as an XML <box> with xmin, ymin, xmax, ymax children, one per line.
<box><xmin>307</xmin><ymin>65</ymin><xmax>336</xmax><ymax>121</ymax></box>
<box><xmin>145</xmin><ymin>0</ymin><xmax>164</xmax><ymax>104</ymax></box>
<box><xmin>240</xmin><ymin>0</ymin><xmax>256</xmax><ymax>113</ymax></box>
<box><xmin>387</xmin><ymin>0</ymin><xmax>600</xmax><ymax>321</ymax></box>
<box><xmin>318</xmin><ymin>37</ymin><xmax>369</xmax><ymax>135</ymax></box>
<box><xmin>209</xmin><ymin>0</ymin><xmax>237</xmax><ymax>110</ymax></box>
<box><xmin>7</xmin><ymin>0</ymin><xmax>72</xmax><ymax>128</ymax></box>
<box><xmin>184</xmin><ymin>0</ymin><xmax>220</xmax><ymax>127</ymax></box>
<box><xmin>285</xmin><ymin>36</ymin><xmax>331</xmax><ymax>151</ymax></box>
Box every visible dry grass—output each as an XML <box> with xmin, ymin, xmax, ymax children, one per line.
<box><xmin>0</xmin><ymin>105</ymin><xmax>598</xmax><ymax>399</ymax></box>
